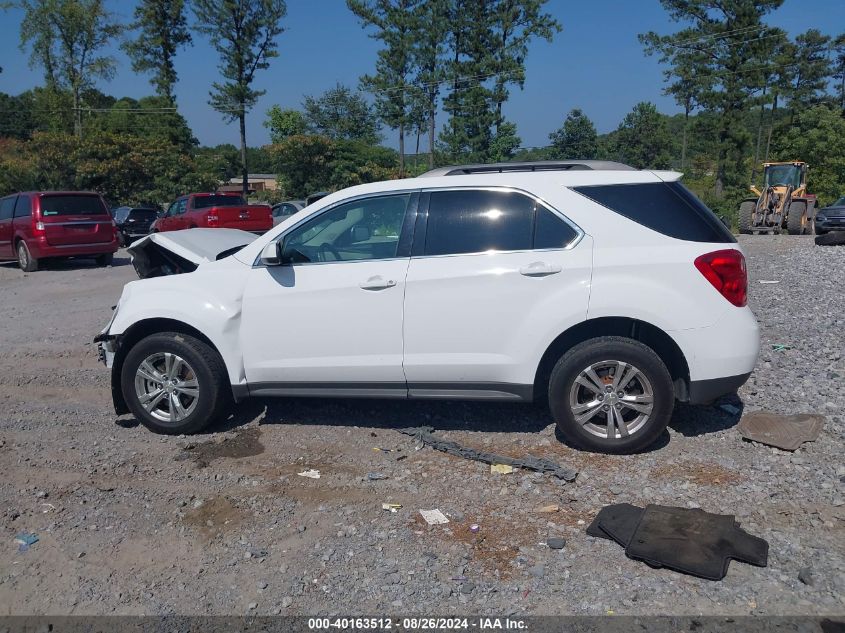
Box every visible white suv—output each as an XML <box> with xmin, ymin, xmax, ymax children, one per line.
<box><xmin>97</xmin><ymin>161</ymin><xmax>759</xmax><ymax>453</ymax></box>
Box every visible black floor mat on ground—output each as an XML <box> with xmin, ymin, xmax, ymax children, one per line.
<box><xmin>586</xmin><ymin>503</ymin><xmax>643</xmax><ymax>545</ymax></box>
<box><xmin>587</xmin><ymin>503</ymin><xmax>768</xmax><ymax>581</ymax></box>
<box><xmin>625</xmin><ymin>505</ymin><xmax>769</xmax><ymax>581</ymax></box>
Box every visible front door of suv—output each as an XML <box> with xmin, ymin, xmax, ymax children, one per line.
<box><xmin>240</xmin><ymin>193</ymin><xmax>417</xmax><ymax>393</ymax></box>
<box><xmin>402</xmin><ymin>188</ymin><xmax>593</xmax><ymax>399</ymax></box>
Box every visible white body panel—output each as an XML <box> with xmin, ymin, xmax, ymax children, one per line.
<box><xmin>240</xmin><ymin>258</ymin><xmax>409</xmax><ymax>386</ymax></box>
<box><xmin>402</xmin><ymin>237</ymin><xmax>593</xmax><ymax>389</ymax></box>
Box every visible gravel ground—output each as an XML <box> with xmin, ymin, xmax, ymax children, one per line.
<box><xmin>0</xmin><ymin>236</ymin><xmax>843</xmax><ymax>616</ymax></box>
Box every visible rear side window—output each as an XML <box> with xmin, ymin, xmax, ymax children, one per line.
<box><xmin>193</xmin><ymin>195</ymin><xmax>245</xmax><ymax>209</ymax></box>
<box><xmin>535</xmin><ymin>206</ymin><xmax>577</xmax><ymax>249</ymax></box>
<box><xmin>39</xmin><ymin>195</ymin><xmax>106</xmax><ymax>217</ymax></box>
<box><xmin>572</xmin><ymin>182</ymin><xmax>735</xmax><ymax>243</ymax></box>
<box><xmin>424</xmin><ymin>190</ymin><xmax>535</xmax><ymax>256</ymax></box>
<box><xmin>130</xmin><ymin>209</ymin><xmax>158</xmax><ymax>222</ymax></box>
<box><xmin>0</xmin><ymin>196</ymin><xmax>15</xmax><ymax>220</ymax></box>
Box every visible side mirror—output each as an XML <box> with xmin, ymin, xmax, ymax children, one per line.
<box><xmin>351</xmin><ymin>225</ymin><xmax>370</xmax><ymax>242</ymax></box>
<box><xmin>260</xmin><ymin>241</ymin><xmax>281</xmax><ymax>266</ymax></box>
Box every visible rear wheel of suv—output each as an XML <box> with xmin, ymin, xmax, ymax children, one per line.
<box><xmin>121</xmin><ymin>332</ymin><xmax>231</xmax><ymax>435</ymax></box>
<box><xmin>17</xmin><ymin>241</ymin><xmax>38</xmax><ymax>272</ymax></box>
<box><xmin>549</xmin><ymin>336</ymin><xmax>674</xmax><ymax>454</ymax></box>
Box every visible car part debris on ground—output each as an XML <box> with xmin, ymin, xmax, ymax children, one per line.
<box><xmin>366</xmin><ymin>472</ymin><xmax>388</xmax><ymax>481</ymax></box>
<box><xmin>297</xmin><ymin>469</ymin><xmax>320</xmax><ymax>479</ymax></box>
<box><xmin>587</xmin><ymin>504</ymin><xmax>768</xmax><ymax>581</ymax></box>
<box><xmin>14</xmin><ymin>533</ymin><xmax>38</xmax><ymax>552</ymax></box>
<box><xmin>737</xmin><ymin>411</ymin><xmax>824</xmax><ymax>451</ymax></box>
<box><xmin>536</xmin><ymin>504</ymin><xmax>560</xmax><ymax>513</ymax></box>
<box><xmin>759</xmin><ymin>279</ymin><xmax>780</xmax><ymax>284</ymax></box>
<box><xmin>490</xmin><ymin>464</ymin><xmax>514</xmax><ymax>474</ymax></box>
<box><xmin>772</xmin><ymin>344</ymin><xmax>793</xmax><ymax>352</ymax></box>
<box><xmin>815</xmin><ymin>231</ymin><xmax>845</xmax><ymax>246</ymax></box>
<box><xmin>419</xmin><ymin>509</ymin><xmax>449</xmax><ymax>525</ymax></box>
<box><xmin>397</xmin><ymin>426</ymin><xmax>577</xmax><ymax>481</ymax></box>
<box><xmin>381</xmin><ymin>503</ymin><xmax>401</xmax><ymax>513</ymax></box>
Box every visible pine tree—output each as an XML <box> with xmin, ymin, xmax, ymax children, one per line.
<box><xmin>548</xmin><ymin>109</ymin><xmax>598</xmax><ymax>160</ymax></box>
<box><xmin>123</xmin><ymin>0</ymin><xmax>192</xmax><ymax>103</ymax></box>
<box><xmin>193</xmin><ymin>0</ymin><xmax>287</xmax><ymax>196</ymax></box>
<box><xmin>787</xmin><ymin>29</ymin><xmax>833</xmax><ymax>120</ymax></box>
<box><xmin>614</xmin><ymin>102</ymin><xmax>673</xmax><ymax>169</ymax></box>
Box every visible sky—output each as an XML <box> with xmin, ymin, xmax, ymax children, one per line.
<box><xmin>1</xmin><ymin>0</ymin><xmax>843</xmax><ymax>150</ymax></box>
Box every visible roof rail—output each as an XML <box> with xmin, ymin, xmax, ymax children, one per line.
<box><xmin>419</xmin><ymin>160</ymin><xmax>636</xmax><ymax>177</ymax></box>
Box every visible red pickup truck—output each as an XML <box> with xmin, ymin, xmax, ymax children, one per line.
<box><xmin>152</xmin><ymin>193</ymin><xmax>272</xmax><ymax>233</ymax></box>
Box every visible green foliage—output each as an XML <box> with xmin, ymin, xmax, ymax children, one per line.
<box><xmin>123</xmin><ymin>0</ymin><xmax>192</xmax><ymax>102</ymax></box>
<box><xmin>548</xmin><ymin>109</ymin><xmax>598</xmax><ymax>160</ymax></box>
<box><xmin>348</xmin><ymin>0</ymin><xmax>418</xmax><ymax>174</ymax></box>
<box><xmin>268</xmin><ymin>135</ymin><xmax>397</xmax><ymax>198</ymax></box>
<box><xmin>264</xmin><ymin>106</ymin><xmax>306</xmax><ymax>143</ymax></box>
<box><xmin>87</xmin><ymin>95</ymin><xmax>197</xmax><ymax>150</ymax></box>
<box><xmin>302</xmin><ymin>84</ymin><xmax>381</xmax><ymax>144</ymax></box>
<box><xmin>613</xmin><ymin>102</ymin><xmax>673</xmax><ymax>169</ymax></box>
<box><xmin>774</xmin><ymin>105</ymin><xmax>845</xmax><ymax>206</ymax></box>
<box><xmin>788</xmin><ymin>29</ymin><xmax>834</xmax><ymax>112</ymax></box>
<box><xmin>18</xmin><ymin>0</ymin><xmax>123</xmax><ymax>137</ymax></box>
<box><xmin>0</xmin><ymin>131</ymin><xmax>219</xmax><ymax>205</ymax></box>
<box><xmin>488</xmin><ymin>120</ymin><xmax>521</xmax><ymax>162</ymax></box>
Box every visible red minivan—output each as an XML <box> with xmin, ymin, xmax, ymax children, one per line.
<box><xmin>0</xmin><ymin>191</ymin><xmax>119</xmax><ymax>272</ymax></box>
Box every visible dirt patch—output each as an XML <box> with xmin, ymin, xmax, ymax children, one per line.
<box><xmin>177</xmin><ymin>426</ymin><xmax>264</xmax><ymax>467</ymax></box>
<box><xmin>649</xmin><ymin>461</ymin><xmax>742</xmax><ymax>486</ymax></box>
<box><xmin>182</xmin><ymin>496</ymin><xmax>244</xmax><ymax>537</ymax></box>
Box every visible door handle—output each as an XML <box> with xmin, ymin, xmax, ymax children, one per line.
<box><xmin>359</xmin><ymin>275</ymin><xmax>397</xmax><ymax>290</ymax></box>
<box><xmin>519</xmin><ymin>261</ymin><xmax>562</xmax><ymax>277</ymax></box>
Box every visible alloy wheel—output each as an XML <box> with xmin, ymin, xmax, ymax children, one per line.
<box><xmin>134</xmin><ymin>352</ymin><xmax>200</xmax><ymax>424</ymax></box>
<box><xmin>569</xmin><ymin>360</ymin><xmax>654</xmax><ymax>439</ymax></box>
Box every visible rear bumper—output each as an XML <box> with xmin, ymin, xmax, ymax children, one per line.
<box><xmin>688</xmin><ymin>372</ymin><xmax>751</xmax><ymax>405</ymax></box>
<box><xmin>28</xmin><ymin>236</ymin><xmax>119</xmax><ymax>259</ymax></box>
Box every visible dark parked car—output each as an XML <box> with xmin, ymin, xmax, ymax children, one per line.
<box><xmin>814</xmin><ymin>196</ymin><xmax>845</xmax><ymax>234</ymax></box>
<box><xmin>305</xmin><ymin>191</ymin><xmax>330</xmax><ymax>206</ymax></box>
<box><xmin>0</xmin><ymin>191</ymin><xmax>119</xmax><ymax>272</ymax></box>
<box><xmin>271</xmin><ymin>199</ymin><xmax>305</xmax><ymax>226</ymax></box>
<box><xmin>113</xmin><ymin>206</ymin><xmax>159</xmax><ymax>246</ymax></box>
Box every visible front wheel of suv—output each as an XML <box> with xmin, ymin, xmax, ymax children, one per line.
<box><xmin>549</xmin><ymin>336</ymin><xmax>674</xmax><ymax>454</ymax></box>
<box><xmin>121</xmin><ymin>332</ymin><xmax>232</xmax><ymax>434</ymax></box>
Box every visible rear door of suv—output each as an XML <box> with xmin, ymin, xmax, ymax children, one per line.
<box><xmin>0</xmin><ymin>195</ymin><xmax>16</xmax><ymax>259</ymax></box>
<box><xmin>402</xmin><ymin>187</ymin><xmax>593</xmax><ymax>399</ymax></box>
<box><xmin>36</xmin><ymin>193</ymin><xmax>113</xmax><ymax>246</ymax></box>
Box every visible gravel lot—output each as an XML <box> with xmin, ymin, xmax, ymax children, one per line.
<box><xmin>0</xmin><ymin>236</ymin><xmax>843</xmax><ymax>616</ymax></box>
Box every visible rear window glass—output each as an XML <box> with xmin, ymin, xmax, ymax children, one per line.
<box><xmin>572</xmin><ymin>182</ymin><xmax>735</xmax><ymax>243</ymax></box>
<box><xmin>129</xmin><ymin>208</ymin><xmax>158</xmax><ymax>222</ymax></box>
<box><xmin>40</xmin><ymin>195</ymin><xmax>106</xmax><ymax>216</ymax></box>
<box><xmin>193</xmin><ymin>195</ymin><xmax>245</xmax><ymax>209</ymax></box>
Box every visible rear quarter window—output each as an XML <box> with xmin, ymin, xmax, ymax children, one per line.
<box><xmin>39</xmin><ymin>195</ymin><xmax>107</xmax><ymax>216</ymax></box>
<box><xmin>572</xmin><ymin>182</ymin><xmax>736</xmax><ymax>243</ymax></box>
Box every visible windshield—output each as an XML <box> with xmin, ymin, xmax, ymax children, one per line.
<box><xmin>764</xmin><ymin>165</ymin><xmax>801</xmax><ymax>188</ymax></box>
<box><xmin>40</xmin><ymin>195</ymin><xmax>107</xmax><ymax>216</ymax></box>
<box><xmin>833</xmin><ymin>196</ymin><xmax>845</xmax><ymax>207</ymax></box>
<box><xmin>193</xmin><ymin>195</ymin><xmax>245</xmax><ymax>209</ymax></box>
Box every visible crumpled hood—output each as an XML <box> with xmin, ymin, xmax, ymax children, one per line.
<box><xmin>127</xmin><ymin>228</ymin><xmax>258</xmax><ymax>278</ymax></box>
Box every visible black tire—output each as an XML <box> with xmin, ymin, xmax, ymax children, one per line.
<box><xmin>738</xmin><ymin>201</ymin><xmax>755</xmax><ymax>234</ymax></box>
<box><xmin>814</xmin><ymin>226</ymin><xmax>827</xmax><ymax>235</ymax></box>
<box><xmin>548</xmin><ymin>336</ymin><xmax>674</xmax><ymax>454</ymax></box>
<box><xmin>815</xmin><ymin>231</ymin><xmax>845</xmax><ymax>247</ymax></box>
<box><xmin>16</xmin><ymin>240</ymin><xmax>38</xmax><ymax>272</ymax></box>
<box><xmin>787</xmin><ymin>201</ymin><xmax>807</xmax><ymax>235</ymax></box>
<box><xmin>121</xmin><ymin>332</ymin><xmax>232</xmax><ymax>434</ymax></box>
<box><xmin>96</xmin><ymin>253</ymin><xmax>114</xmax><ymax>267</ymax></box>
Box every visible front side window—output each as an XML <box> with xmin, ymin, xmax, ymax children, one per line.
<box><xmin>175</xmin><ymin>199</ymin><xmax>187</xmax><ymax>214</ymax></box>
<box><xmin>283</xmin><ymin>194</ymin><xmax>410</xmax><ymax>263</ymax></box>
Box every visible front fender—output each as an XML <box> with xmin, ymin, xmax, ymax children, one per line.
<box><xmin>107</xmin><ymin>263</ymin><xmax>250</xmax><ymax>385</ymax></box>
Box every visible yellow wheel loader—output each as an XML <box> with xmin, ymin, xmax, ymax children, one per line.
<box><xmin>738</xmin><ymin>162</ymin><xmax>816</xmax><ymax>235</ymax></box>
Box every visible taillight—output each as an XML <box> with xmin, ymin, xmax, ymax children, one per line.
<box><xmin>694</xmin><ymin>249</ymin><xmax>747</xmax><ymax>307</ymax></box>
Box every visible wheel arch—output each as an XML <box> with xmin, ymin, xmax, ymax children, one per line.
<box><xmin>110</xmin><ymin>317</ymin><xmax>229</xmax><ymax>415</ymax></box>
<box><xmin>533</xmin><ymin>317</ymin><xmax>691</xmax><ymax>403</ymax></box>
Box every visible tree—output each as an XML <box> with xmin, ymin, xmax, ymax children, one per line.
<box><xmin>409</xmin><ymin>0</ymin><xmax>449</xmax><ymax>168</ymax></box>
<box><xmin>193</xmin><ymin>0</ymin><xmax>287</xmax><ymax>196</ymax></box>
<box><xmin>488</xmin><ymin>120</ymin><xmax>521</xmax><ymax>162</ymax></box>
<box><xmin>348</xmin><ymin>0</ymin><xmax>418</xmax><ymax>176</ymax></box>
<box><xmin>640</xmin><ymin>0</ymin><xmax>784</xmax><ymax>195</ymax></box>
<box><xmin>548</xmin><ymin>108</ymin><xmax>598</xmax><ymax>159</ymax></box>
<box><xmin>774</xmin><ymin>105</ymin><xmax>845</xmax><ymax>206</ymax></box>
<box><xmin>0</xmin><ymin>92</ymin><xmax>37</xmax><ymax>140</ymax></box>
<box><xmin>18</xmin><ymin>0</ymin><xmax>123</xmax><ymax>137</ymax></box>
<box><xmin>263</xmin><ymin>105</ymin><xmax>306</xmax><ymax>143</ymax></box>
<box><xmin>787</xmin><ymin>29</ymin><xmax>833</xmax><ymax>119</ymax></box>
<box><xmin>488</xmin><ymin>0</ymin><xmax>560</xmax><ymax>134</ymax></box>
<box><xmin>833</xmin><ymin>34</ymin><xmax>845</xmax><ymax>110</ymax></box>
<box><xmin>614</xmin><ymin>102</ymin><xmax>673</xmax><ymax>169</ymax></box>
<box><xmin>302</xmin><ymin>84</ymin><xmax>381</xmax><ymax>144</ymax></box>
<box><xmin>123</xmin><ymin>0</ymin><xmax>192</xmax><ymax>103</ymax></box>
